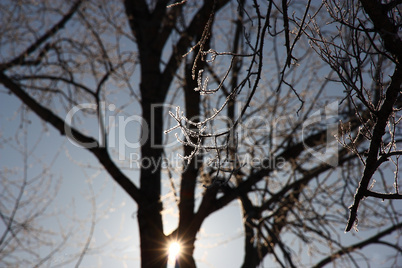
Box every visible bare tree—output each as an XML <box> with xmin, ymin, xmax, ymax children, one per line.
<box><xmin>168</xmin><ymin>0</ymin><xmax>402</xmax><ymax>266</ymax></box>
<box><xmin>0</xmin><ymin>106</ymin><xmax>119</xmax><ymax>267</ymax></box>
<box><xmin>311</xmin><ymin>0</ymin><xmax>402</xmax><ymax>233</ymax></box>
<box><xmin>0</xmin><ymin>113</ymin><xmax>65</xmax><ymax>267</ymax></box>
<box><xmin>0</xmin><ymin>0</ymin><xmax>401</xmax><ymax>267</ymax></box>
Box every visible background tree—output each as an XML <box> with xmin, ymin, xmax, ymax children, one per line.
<box><xmin>0</xmin><ymin>106</ymin><xmax>115</xmax><ymax>267</ymax></box>
<box><xmin>0</xmin><ymin>113</ymin><xmax>65</xmax><ymax>267</ymax></box>
<box><xmin>0</xmin><ymin>0</ymin><xmax>401</xmax><ymax>268</ymax></box>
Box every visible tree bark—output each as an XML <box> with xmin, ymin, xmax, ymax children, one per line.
<box><xmin>123</xmin><ymin>1</ymin><xmax>229</xmax><ymax>266</ymax></box>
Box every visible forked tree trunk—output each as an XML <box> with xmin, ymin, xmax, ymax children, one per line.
<box><xmin>122</xmin><ymin>1</ymin><xmax>229</xmax><ymax>266</ymax></box>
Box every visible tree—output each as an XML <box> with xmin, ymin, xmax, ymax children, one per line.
<box><xmin>0</xmin><ymin>106</ymin><xmax>112</xmax><ymax>267</ymax></box>
<box><xmin>0</xmin><ymin>0</ymin><xmax>401</xmax><ymax>267</ymax></box>
<box><xmin>0</xmin><ymin>115</ymin><xmax>64</xmax><ymax>267</ymax></box>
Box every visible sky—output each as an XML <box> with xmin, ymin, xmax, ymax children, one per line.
<box><xmin>1</xmin><ymin>82</ymin><xmax>401</xmax><ymax>268</ymax></box>
<box><xmin>0</xmin><ymin>1</ymin><xmax>401</xmax><ymax>267</ymax></box>
<box><xmin>0</xmin><ymin>84</ymin><xmax>246</xmax><ymax>267</ymax></box>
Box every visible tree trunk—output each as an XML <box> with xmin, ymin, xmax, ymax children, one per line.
<box><xmin>122</xmin><ymin>1</ymin><xmax>229</xmax><ymax>266</ymax></box>
<box><xmin>137</xmin><ymin>205</ymin><xmax>167</xmax><ymax>267</ymax></box>
<box><xmin>137</xmin><ymin>44</ymin><xmax>168</xmax><ymax>268</ymax></box>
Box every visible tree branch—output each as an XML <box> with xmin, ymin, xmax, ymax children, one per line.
<box><xmin>365</xmin><ymin>190</ymin><xmax>402</xmax><ymax>200</ymax></box>
<box><xmin>313</xmin><ymin>222</ymin><xmax>402</xmax><ymax>268</ymax></box>
<box><xmin>359</xmin><ymin>0</ymin><xmax>402</xmax><ymax>60</ymax></box>
<box><xmin>345</xmin><ymin>66</ymin><xmax>402</xmax><ymax>232</ymax></box>
<box><xmin>0</xmin><ymin>0</ymin><xmax>82</xmax><ymax>71</ymax></box>
<box><xmin>160</xmin><ymin>0</ymin><xmax>230</xmax><ymax>94</ymax></box>
<box><xmin>0</xmin><ymin>72</ymin><xmax>141</xmax><ymax>204</ymax></box>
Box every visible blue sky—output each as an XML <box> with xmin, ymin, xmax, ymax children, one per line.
<box><xmin>1</xmin><ymin>86</ymin><xmax>400</xmax><ymax>268</ymax></box>
<box><xmin>0</xmin><ymin>1</ymin><xmax>401</xmax><ymax>267</ymax></box>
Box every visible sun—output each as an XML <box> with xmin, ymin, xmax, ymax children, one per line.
<box><xmin>168</xmin><ymin>242</ymin><xmax>181</xmax><ymax>264</ymax></box>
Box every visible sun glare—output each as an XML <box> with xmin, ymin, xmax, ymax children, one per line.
<box><xmin>168</xmin><ymin>242</ymin><xmax>181</xmax><ymax>264</ymax></box>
